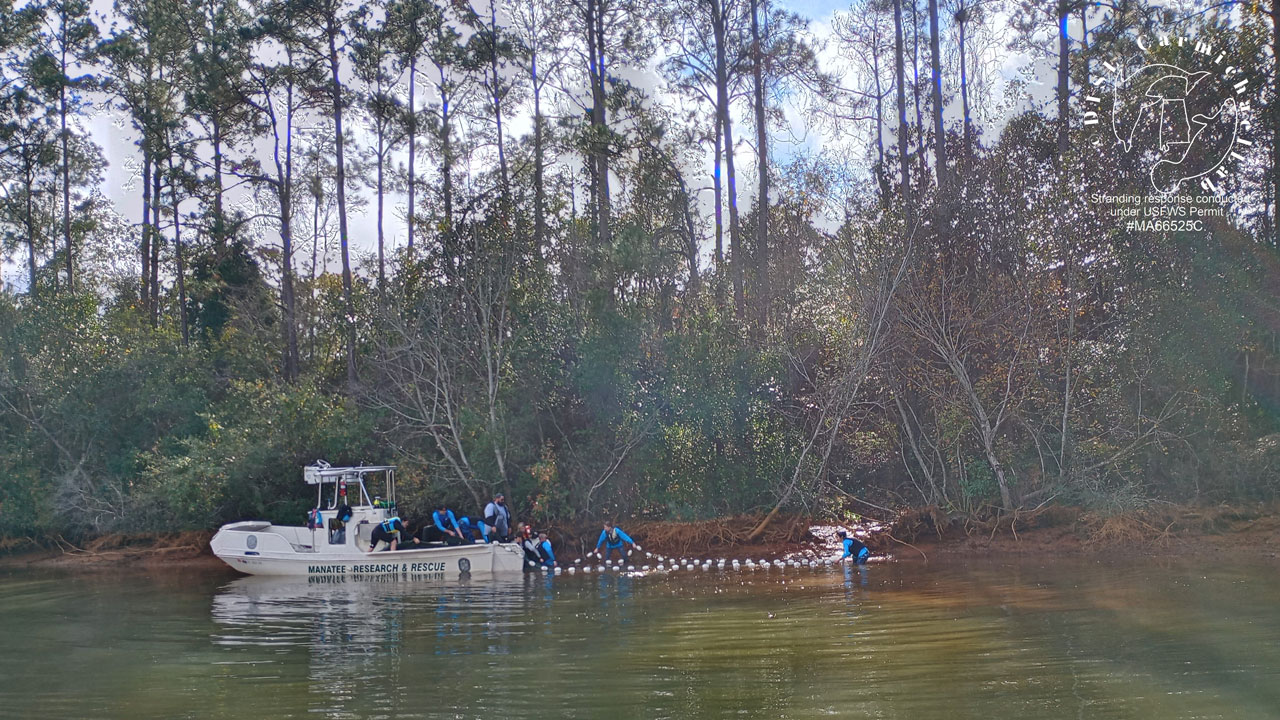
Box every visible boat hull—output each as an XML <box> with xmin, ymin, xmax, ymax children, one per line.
<box><xmin>212</xmin><ymin>524</ymin><xmax>526</xmax><ymax>578</ymax></box>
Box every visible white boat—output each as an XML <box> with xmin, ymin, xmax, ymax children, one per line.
<box><xmin>211</xmin><ymin>461</ymin><xmax>525</xmax><ymax>578</ymax></box>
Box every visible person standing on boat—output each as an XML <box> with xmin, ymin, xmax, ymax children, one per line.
<box><xmin>329</xmin><ymin>503</ymin><xmax>353</xmax><ymax>544</ymax></box>
<box><xmin>484</xmin><ymin>493</ymin><xmax>511</xmax><ymax>542</ymax></box>
<box><xmin>837</xmin><ymin>530</ymin><xmax>869</xmax><ymax>564</ymax></box>
<box><xmin>536</xmin><ymin>532</ymin><xmax>556</xmax><ymax>568</ymax></box>
<box><xmin>595</xmin><ymin>521</ymin><xmax>637</xmax><ymax>563</ymax></box>
<box><xmin>370</xmin><ymin>516</ymin><xmax>416</xmax><ymax>551</ymax></box>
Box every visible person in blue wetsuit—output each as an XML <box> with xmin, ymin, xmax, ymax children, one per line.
<box><xmin>837</xmin><ymin>530</ymin><xmax>869</xmax><ymax>564</ymax></box>
<box><xmin>595</xmin><ymin>521</ymin><xmax>637</xmax><ymax>563</ymax></box>
<box><xmin>456</xmin><ymin>515</ymin><xmax>489</xmax><ymax>544</ymax></box>
<box><xmin>536</xmin><ymin>532</ymin><xmax>556</xmax><ymax>567</ymax></box>
<box><xmin>421</xmin><ymin>504</ymin><xmax>465</xmax><ymax>544</ymax></box>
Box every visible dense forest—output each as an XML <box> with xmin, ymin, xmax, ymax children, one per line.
<box><xmin>1</xmin><ymin>0</ymin><xmax>1279</xmax><ymax>540</ymax></box>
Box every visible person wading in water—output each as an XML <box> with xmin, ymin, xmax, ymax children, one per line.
<box><xmin>595</xmin><ymin>521</ymin><xmax>638</xmax><ymax>563</ymax></box>
<box><xmin>837</xmin><ymin>529</ymin><xmax>869</xmax><ymax>564</ymax></box>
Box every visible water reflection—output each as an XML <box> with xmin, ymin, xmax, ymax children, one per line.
<box><xmin>4</xmin><ymin>557</ymin><xmax>1280</xmax><ymax>719</ymax></box>
<box><xmin>210</xmin><ymin>574</ymin><xmax>535</xmax><ymax>718</ymax></box>
<box><xmin>842</xmin><ymin>562</ymin><xmax>869</xmax><ymax>590</ymax></box>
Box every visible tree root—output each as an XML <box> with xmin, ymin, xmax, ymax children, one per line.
<box><xmin>886</xmin><ymin>532</ymin><xmax>927</xmax><ymax>562</ymax></box>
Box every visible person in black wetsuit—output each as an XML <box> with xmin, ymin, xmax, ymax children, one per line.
<box><xmin>536</xmin><ymin>532</ymin><xmax>556</xmax><ymax>568</ymax></box>
<box><xmin>837</xmin><ymin>530</ymin><xmax>869</xmax><ymax>564</ymax></box>
<box><xmin>370</xmin><ymin>516</ymin><xmax>416</xmax><ymax>551</ymax></box>
<box><xmin>521</xmin><ymin>529</ymin><xmax>543</xmax><ymax>567</ymax></box>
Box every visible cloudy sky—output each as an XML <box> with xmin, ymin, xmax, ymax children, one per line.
<box><xmin>4</xmin><ymin>0</ymin><xmax>1093</xmax><ymax>291</ymax></box>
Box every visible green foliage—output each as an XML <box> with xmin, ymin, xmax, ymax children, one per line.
<box><xmin>0</xmin><ymin>278</ymin><xmax>377</xmax><ymax>538</ymax></box>
<box><xmin>136</xmin><ymin>381</ymin><xmax>376</xmax><ymax>529</ymax></box>
<box><xmin>960</xmin><ymin>459</ymin><xmax>997</xmax><ymax>504</ymax></box>
<box><xmin>635</xmin><ymin>310</ymin><xmax>800</xmax><ymax>519</ymax></box>
<box><xmin>0</xmin><ymin>291</ymin><xmax>211</xmax><ymax>537</ymax></box>
<box><xmin>4</xmin><ymin>0</ymin><xmax>1280</xmax><ymax>546</ymax></box>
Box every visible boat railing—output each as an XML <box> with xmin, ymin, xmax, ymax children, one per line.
<box><xmin>304</xmin><ymin>461</ymin><xmax>397</xmax><ymax>512</ymax></box>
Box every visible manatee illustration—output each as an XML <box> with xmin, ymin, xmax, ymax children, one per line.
<box><xmin>1112</xmin><ymin>64</ymin><xmax>1208</xmax><ymax>153</ymax></box>
<box><xmin>1150</xmin><ymin>98</ymin><xmax>1238</xmax><ymax>193</ymax></box>
<box><xmin>1111</xmin><ymin>63</ymin><xmax>1238</xmax><ymax>193</ymax></box>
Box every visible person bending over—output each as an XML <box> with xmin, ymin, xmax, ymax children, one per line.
<box><xmin>421</xmin><ymin>504</ymin><xmax>465</xmax><ymax>545</ymax></box>
<box><xmin>370</xmin><ymin>516</ymin><xmax>417</xmax><ymax>551</ymax></box>
<box><xmin>837</xmin><ymin>530</ymin><xmax>869</xmax><ymax>564</ymax></box>
<box><xmin>595</xmin><ymin>521</ymin><xmax>637</xmax><ymax>563</ymax></box>
<box><xmin>456</xmin><ymin>516</ymin><xmax>488</xmax><ymax>544</ymax></box>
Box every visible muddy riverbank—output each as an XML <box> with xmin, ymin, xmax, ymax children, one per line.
<box><xmin>3</xmin><ymin>503</ymin><xmax>1278</xmax><ymax>572</ymax></box>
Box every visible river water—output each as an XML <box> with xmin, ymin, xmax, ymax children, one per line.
<box><xmin>2</xmin><ymin>556</ymin><xmax>1279</xmax><ymax>719</ymax></box>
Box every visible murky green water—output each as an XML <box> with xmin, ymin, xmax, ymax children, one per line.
<box><xmin>2</xmin><ymin>556</ymin><xmax>1279</xmax><ymax>719</ymax></box>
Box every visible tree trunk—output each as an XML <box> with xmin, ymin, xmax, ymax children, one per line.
<box><xmin>652</xmin><ymin>140</ymin><xmax>701</xmax><ymax>297</ymax></box>
<box><xmin>713</xmin><ymin>110</ymin><xmax>724</xmax><ymax>271</ymax></box>
<box><xmin>309</xmin><ymin>174</ymin><xmax>320</xmax><ymax>363</ymax></box>
<box><xmin>1056</xmin><ymin>2</ymin><xmax>1070</xmax><ymax>160</ymax></box>
<box><xmin>585</xmin><ymin>0</ymin><xmax>599</xmax><ymax>239</ymax></box>
<box><xmin>439</xmin><ymin>58</ymin><xmax>454</xmax><ymax>231</ymax></box>
<box><xmin>958</xmin><ymin>13</ymin><xmax>971</xmax><ymax>157</ymax></box>
<box><xmin>981</xmin><ymin>434</ymin><xmax>1014</xmax><ymax>510</ymax></box>
<box><xmin>490</xmin><ymin>0</ymin><xmax>510</xmax><ymax>202</ymax></box>
<box><xmin>60</xmin><ymin>15</ymin><xmax>72</xmax><ymax>292</ymax></box>
<box><xmin>713</xmin><ymin>0</ymin><xmax>743</xmax><ymax>320</ymax></box>
<box><xmin>873</xmin><ymin>20</ymin><xmax>885</xmax><ymax>195</ymax></box>
<box><xmin>927</xmin><ymin>0</ymin><xmax>947</xmax><ymax>189</ymax></box>
<box><xmin>751</xmin><ymin>0</ymin><xmax>769</xmax><ymax>329</ymax></box>
<box><xmin>376</xmin><ymin>132</ymin><xmax>385</xmax><ymax>287</ymax></box>
<box><xmin>212</xmin><ymin>116</ymin><xmax>225</xmax><ymax>248</ymax></box>
<box><xmin>282</xmin><ymin>81</ymin><xmax>299</xmax><ymax>382</ymax></box>
<box><xmin>1059</xmin><ymin>252</ymin><xmax>1076</xmax><ymax>480</ymax></box>
<box><xmin>171</xmin><ymin>158</ymin><xmax>188</xmax><ymax>346</ymax></box>
<box><xmin>595</xmin><ymin>0</ymin><xmax>611</xmax><ymax>247</ymax></box>
<box><xmin>150</xmin><ymin>165</ymin><xmax>161</xmax><ymax>327</ymax></box>
<box><xmin>909</xmin><ymin>0</ymin><xmax>927</xmax><ymax>181</ymax></box>
<box><xmin>141</xmin><ymin>149</ymin><xmax>152</xmax><ymax>312</ymax></box>
<box><xmin>680</xmin><ymin>180</ymin><xmax>700</xmax><ymax>295</ymax></box>
<box><xmin>1079</xmin><ymin>4</ymin><xmax>1088</xmax><ymax>85</ymax></box>
<box><xmin>329</xmin><ymin>19</ymin><xmax>357</xmax><ymax>389</ymax></box>
<box><xmin>531</xmin><ymin>48</ymin><xmax>545</xmax><ymax>255</ymax></box>
<box><xmin>1272</xmin><ymin>0</ymin><xmax>1279</xmax><ymax>248</ymax></box>
<box><xmin>894</xmin><ymin>391</ymin><xmax>941</xmax><ymax>504</ymax></box>
<box><xmin>407</xmin><ymin>55</ymin><xmax>416</xmax><ymax>250</ymax></box>
<box><xmin>586</xmin><ymin>0</ymin><xmax>611</xmax><ymax>248</ymax></box>
<box><xmin>894</xmin><ymin>0</ymin><xmax>913</xmax><ymax>218</ymax></box>
<box><xmin>25</xmin><ymin>163</ymin><xmax>36</xmax><ymax>293</ymax></box>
